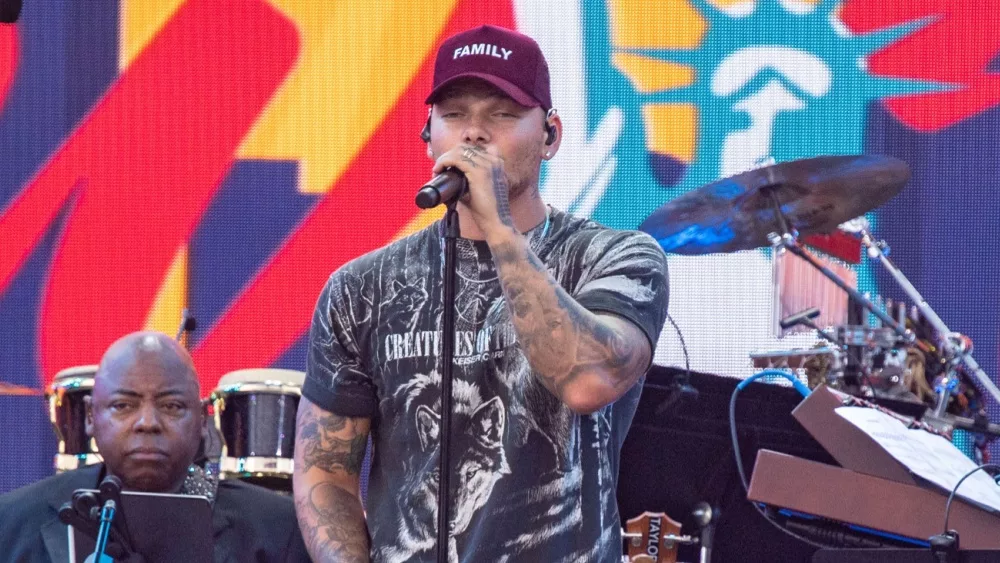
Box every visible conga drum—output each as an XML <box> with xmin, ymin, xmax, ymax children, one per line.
<box><xmin>47</xmin><ymin>365</ymin><xmax>102</xmax><ymax>472</ymax></box>
<box><xmin>211</xmin><ymin>368</ymin><xmax>304</xmax><ymax>493</ymax></box>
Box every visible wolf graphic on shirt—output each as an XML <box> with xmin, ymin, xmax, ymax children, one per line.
<box><xmin>376</xmin><ymin>371</ymin><xmax>510</xmax><ymax>563</ymax></box>
<box><xmin>483</xmin><ymin>297</ymin><xmax>577</xmax><ymax>474</ymax></box>
<box><xmin>379</xmin><ymin>278</ymin><xmax>429</xmax><ymax>334</ymax></box>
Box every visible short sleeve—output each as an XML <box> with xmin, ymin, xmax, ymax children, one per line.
<box><xmin>302</xmin><ymin>270</ymin><xmax>379</xmax><ymax>418</ymax></box>
<box><xmin>574</xmin><ymin>230</ymin><xmax>669</xmax><ymax>354</ymax></box>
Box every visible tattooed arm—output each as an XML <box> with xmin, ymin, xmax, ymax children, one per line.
<box><xmin>430</xmin><ymin>137</ymin><xmax>656</xmax><ymax>413</ymax></box>
<box><xmin>293</xmin><ymin>397</ymin><xmax>371</xmax><ymax>562</ymax></box>
<box><xmin>487</xmin><ymin>162</ymin><xmax>650</xmax><ymax>414</ymax></box>
<box><xmin>488</xmin><ymin>225</ymin><xmax>652</xmax><ymax>414</ymax></box>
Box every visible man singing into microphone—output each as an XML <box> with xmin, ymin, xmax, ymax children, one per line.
<box><xmin>294</xmin><ymin>24</ymin><xmax>669</xmax><ymax>562</ymax></box>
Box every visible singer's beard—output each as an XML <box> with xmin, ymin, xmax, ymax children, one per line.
<box><xmin>504</xmin><ymin>161</ymin><xmax>542</xmax><ymax>203</ymax></box>
<box><xmin>507</xmin><ymin>179</ymin><xmax>539</xmax><ymax>202</ymax></box>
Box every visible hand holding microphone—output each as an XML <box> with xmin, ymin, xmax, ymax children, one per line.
<box><xmin>417</xmin><ymin>142</ymin><xmax>496</xmax><ymax>210</ymax></box>
<box><xmin>418</xmin><ymin>143</ymin><xmax>514</xmax><ymax>237</ymax></box>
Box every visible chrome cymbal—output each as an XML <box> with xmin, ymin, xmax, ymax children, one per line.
<box><xmin>639</xmin><ymin>155</ymin><xmax>910</xmax><ymax>255</ymax></box>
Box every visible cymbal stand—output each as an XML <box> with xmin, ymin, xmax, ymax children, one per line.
<box><xmin>763</xmin><ymin>187</ymin><xmax>914</xmax><ymax>345</ymax></box>
<box><xmin>858</xmin><ymin>228</ymin><xmax>1000</xmax><ymax>407</ymax></box>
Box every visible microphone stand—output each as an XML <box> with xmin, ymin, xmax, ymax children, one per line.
<box><xmin>436</xmin><ymin>194</ymin><xmax>462</xmax><ymax>563</ymax></box>
<box><xmin>91</xmin><ymin>500</ymin><xmax>116</xmax><ymax>563</ymax></box>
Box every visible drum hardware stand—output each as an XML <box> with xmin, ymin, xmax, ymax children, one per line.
<box><xmin>764</xmin><ymin>184</ymin><xmax>912</xmax><ymax>343</ymax></box>
<box><xmin>436</xmin><ymin>192</ymin><xmax>464</xmax><ymax>563</ymax></box>
<box><xmin>778</xmin><ymin>307</ymin><xmax>844</xmax><ymax>392</ymax></box>
<box><xmin>932</xmin><ymin>376</ymin><xmax>961</xmax><ymax>419</ymax></box>
<box><xmin>768</xmin><ymin>233</ymin><xmax>912</xmax><ymax>344</ymax></box>
<box><xmin>766</xmin><ymin>188</ymin><xmax>911</xmax><ymax>397</ymax></box>
<box><xmin>922</xmin><ymin>411</ymin><xmax>1000</xmax><ymax>440</ymax></box>
<box><xmin>780</xmin><ymin>307</ymin><xmax>838</xmax><ymax>344</ymax></box>
<box><xmin>856</xmin><ymin>226</ymin><xmax>1000</xmax><ymax>408</ymax></box>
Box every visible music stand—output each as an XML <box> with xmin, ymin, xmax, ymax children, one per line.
<box><xmin>68</xmin><ymin>491</ymin><xmax>213</xmax><ymax>563</ymax></box>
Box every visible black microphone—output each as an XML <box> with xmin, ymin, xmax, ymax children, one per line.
<box><xmin>58</xmin><ymin>501</ymin><xmax>100</xmax><ymax>537</ymax></box>
<box><xmin>415</xmin><ymin>167</ymin><xmax>466</xmax><ymax>209</ymax></box>
<box><xmin>0</xmin><ymin>0</ymin><xmax>22</xmax><ymax>24</ymax></box>
<box><xmin>72</xmin><ymin>490</ymin><xmax>100</xmax><ymax>521</ymax></box>
<box><xmin>99</xmin><ymin>474</ymin><xmax>137</xmax><ymax>552</ymax></box>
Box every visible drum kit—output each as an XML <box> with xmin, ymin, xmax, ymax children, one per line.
<box><xmin>39</xmin><ymin>364</ymin><xmax>304</xmax><ymax>494</ymax></box>
<box><xmin>640</xmin><ymin>154</ymin><xmax>1000</xmax><ymax>419</ymax></box>
<box><xmin>622</xmin><ymin>154</ymin><xmax>1000</xmax><ymax>562</ymax></box>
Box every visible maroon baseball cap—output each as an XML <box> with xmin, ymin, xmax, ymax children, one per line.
<box><xmin>425</xmin><ymin>25</ymin><xmax>552</xmax><ymax>109</ymax></box>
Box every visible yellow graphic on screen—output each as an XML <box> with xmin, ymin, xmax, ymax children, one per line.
<box><xmin>237</xmin><ymin>0</ymin><xmax>459</xmax><ymax>194</ymax></box>
<box><xmin>119</xmin><ymin>0</ymin><xmax>185</xmax><ymax>67</ymax></box>
<box><xmin>608</xmin><ymin>0</ymin><xmax>707</xmax><ymax>49</ymax></box>
<box><xmin>143</xmin><ymin>246</ymin><xmax>188</xmax><ymax>335</ymax></box>
<box><xmin>123</xmin><ymin>1</ymin><xmax>459</xmax><ymax>194</ymax></box>
<box><xmin>607</xmin><ymin>0</ymin><xmax>821</xmax><ymax>167</ymax></box>
<box><xmin>119</xmin><ymin>1</ymin><xmax>458</xmax><ymax>326</ymax></box>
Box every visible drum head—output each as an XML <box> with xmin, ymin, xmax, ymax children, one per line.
<box><xmin>49</xmin><ymin>365</ymin><xmax>98</xmax><ymax>392</ymax></box>
<box><xmin>217</xmin><ymin>368</ymin><xmax>304</xmax><ymax>386</ymax></box>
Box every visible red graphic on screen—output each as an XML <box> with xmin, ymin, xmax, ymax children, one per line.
<box><xmin>0</xmin><ymin>24</ymin><xmax>15</xmax><ymax>107</ymax></box>
<box><xmin>0</xmin><ymin>0</ymin><xmax>299</xmax><ymax>386</ymax></box>
<box><xmin>843</xmin><ymin>0</ymin><xmax>1000</xmax><ymax>131</ymax></box>
<box><xmin>0</xmin><ymin>0</ymin><xmax>517</xmax><ymax>391</ymax></box>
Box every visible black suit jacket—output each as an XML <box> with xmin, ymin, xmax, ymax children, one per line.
<box><xmin>0</xmin><ymin>465</ymin><xmax>310</xmax><ymax>562</ymax></box>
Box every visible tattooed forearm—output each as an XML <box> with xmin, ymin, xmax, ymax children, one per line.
<box><xmin>296</xmin><ymin>482</ymin><xmax>370</xmax><ymax>563</ymax></box>
<box><xmin>491</xmin><ymin>166</ymin><xmax>514</xmax><ymax>228</ymax></box>
<box><xmin>297</xmin><ymin>406</ymin><xmax>367</xmax><ymax>474</ymax></box>
<box><xmin>294</xmin><ymin>400</ymin><xmax>372</xmax><ymax>562</ymax></box>
<box><xmin>490</xmin><ymin>232</ymin><xmax>650</xmax><ymax>410</ymax></box>
<box><xmin>302</xmin><ymin>433</ymin><xmax>367</xmax><ymax>474</ymax></box>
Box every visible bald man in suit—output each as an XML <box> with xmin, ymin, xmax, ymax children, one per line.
<box><xmin>0</xmin><ymin>331</ymin><xmax>310</xmax><ymax>562</ymax></box>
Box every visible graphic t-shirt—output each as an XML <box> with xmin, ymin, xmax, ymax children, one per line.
<box><xmin>303</xmin><ymin>208</ymin><xmax>669</xmax><ymax>563</ymax></box>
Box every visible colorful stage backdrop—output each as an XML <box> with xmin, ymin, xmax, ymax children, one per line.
<box><xmin>2</xmin><ymin>0</ymin><xmax>999</xmax><ymax>492</ymax></box>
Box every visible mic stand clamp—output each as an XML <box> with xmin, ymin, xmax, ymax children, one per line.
<box><xmin>929</xmin><ymin>530</ymin><xmax>960</xmax><ymax>563</ymax></box>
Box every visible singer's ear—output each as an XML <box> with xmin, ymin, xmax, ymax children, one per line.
<box><xmin>541</xmin><ymin>109</ymin><xmax>563</xmax><ymax>160</ymax></box>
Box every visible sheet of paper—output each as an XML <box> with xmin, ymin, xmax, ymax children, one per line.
<box><xmin>835</xmin><ymin>406</ymin><xmax>1000</xmax><ymax>513</ymax></box>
